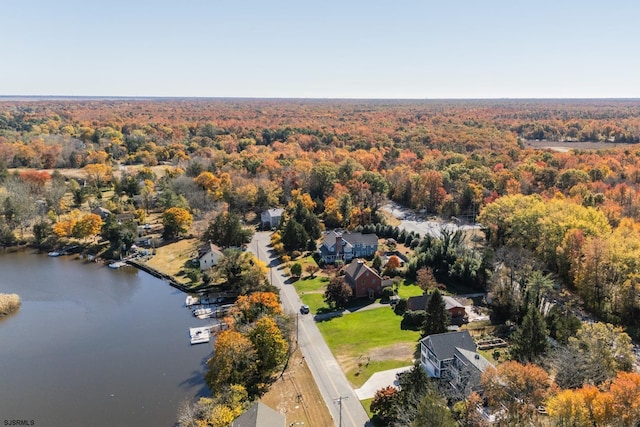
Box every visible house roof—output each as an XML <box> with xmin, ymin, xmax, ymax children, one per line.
<box><xmin>406</xmin><ymin>294</ymin><xmax>428</xmax><ymax>311</ymax></box>
<box><xmin>263</xmin><ymin>208</ymin><xmax>284</xmax><ymax>218</ymax></box>
<box><xmin>232</xmin><ymin>402</ymin><xmax>285</xmax><ymax>427</ymax></box>
<box><xmin>344</xmin><ymin>259</ymin><xmax>381</xmax><ymax>282</ymax></box>
<box><xmin>421</xmin><ymin>330</ymin><xmax>477</xmax><ymax>361</ymax></box>
<box><xmin>443</xmin><ymin>296</ymin><xmax>465</xmax><ymax>310</ymax></box>
<box><xmin>407</xmin><ymin>294</ymin><xmax>466</xmax><ymax>312</ymax></box>
<box><xmin>92</xmin><ymin>206</ymin><xmax>112</xmax><ymax>217</ymax></box>
<box><xmin>455</xmin><ymin>347</ymin><xmax>493</xmax><ymax>373</ymax></box>
<box><xmin>198</xmin><ymin>242</ymin><xmax>223</xmax><ymax>259</ymax></box>
<box><xmin>321</xmin><ymin>230</ymin><xmax>378</xmax><ymax>249</ymax></box>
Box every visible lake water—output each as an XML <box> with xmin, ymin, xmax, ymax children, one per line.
<box><xmin>0</xmin><ymin>251</ymin><xmax>212</xmax><ymax>427</ymax></box>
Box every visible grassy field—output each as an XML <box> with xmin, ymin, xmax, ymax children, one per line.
<box><xmin>144</xmin><ymin>238</ymin><xmax>200</xmax><ymax>285</ymax></box>
<box><xmin>318</xmin><ymin>308</ymin><xmax>420</xmax><ymax>355</ymax></box>
<box><xmin>396</xmin><ymin>281</ymin><xmax>424</xmax><ymax>299</ymax></box>
<box><xmin>293</xmin><ymin>275</ymin><xmax>328</xmax><ymax>293</ymax></box>
<box><xmin>346</xmin><ymin>359</ymin><xmax>412</xmax><ymax>388</ymax></box>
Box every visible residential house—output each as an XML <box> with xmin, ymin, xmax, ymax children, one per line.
<box><xmin>344</xmin><ymin>259</ymin><xmax>390</xmax><ymax>299</ymax></box>
<box><xmin>116</xmin><ymin>212</ymin><xmax>136</xmax><ymax>224</ymax></box>
<box><xmin>260</xmin><ymin>208</ymin><xmax>284</xmax><ymax>229</ymax></box>
<box><xmin>318</xmin><ymin>230</ymin><xmax>378</xmax><ymax>264</ymax></box>
<box><xmin>232</xmin><ymin>402</ymin><xmax>286</xmax><ymax>427</ymax></box>
<box><xmin>406</xmin><ymin>293</ymin><xmax>467</xmax><ymax>324</ymax></box>
<box><xmin>91</xmin><ymin>206</ymin><xmax>112</xmax><ymax>220</ymax></box>
<box><xmin>420</xmin><ymin>330</ymin><xmax>493</xmax><ymax>398</ymax></box>
<box><xmin>198</xmin><ymin>242</ymin><xmax>224</xmax><ymax>270</ymax></box>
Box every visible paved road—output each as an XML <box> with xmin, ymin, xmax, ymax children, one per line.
<box><xmin>250</xmin><ymin>232</ymin><xmax>371</xmax><ymax>427</ymax></box>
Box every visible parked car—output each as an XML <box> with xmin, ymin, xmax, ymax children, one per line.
<box><xmin>300</xmin><ymin>304</ymin><xmax>310</xmax><ymax>314</ymax></box>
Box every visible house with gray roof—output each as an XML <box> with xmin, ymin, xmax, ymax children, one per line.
<box><xmin>232</xmin><ymin>401</ymin><xmax>286</xmax><ymax>427</ymax></box>
<box><xmin>318</xmin><ymin>230</ymin><xmax>378</xmax><ymax>264</ymax></box>
<box><xmin>420</xmin><ymin>330</ymin><xmax>493</xmax><ymax>398</ymax></box>
<box><xmin>260</xmin><ymin>208</ymin><xmax>284</xmax><ymax>229</ymax></box>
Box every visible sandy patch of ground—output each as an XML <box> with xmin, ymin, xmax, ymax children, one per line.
<box><xmin>336</xmin><ymin>342</ymin><xmax>415</xmax><ymax>374</ymax></box>
<box><xmin>260</xmin><ymin>347</ymin><xmax>334</xmax><ymax>427</ymax></box>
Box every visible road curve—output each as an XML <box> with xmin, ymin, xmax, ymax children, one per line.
<box><xmin>250</xmin><ymin>231</ymin><xmax>371</xmax><ymax>427</ymax></box>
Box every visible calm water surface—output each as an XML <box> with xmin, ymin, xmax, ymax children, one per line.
<box><xmin>0</xmin><ymin>251</ymin><xmax>212</xmax><ymax>427</ymax></box>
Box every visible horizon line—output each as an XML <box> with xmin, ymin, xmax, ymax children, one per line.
<box><xmin>2</xmin><ymin>95</ymin><xmax>640</xmax><ymax>102</ymax></box>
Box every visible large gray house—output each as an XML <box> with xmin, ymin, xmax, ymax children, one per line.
<box><xmin>420</xmin><ymin>330</ymin><xmax>493</xmax><ymax>399</ymax></box>
<box><xmin>318</xmin><ymin>230</ymin><xmax>378</xmax><ymax>264</ymax></box>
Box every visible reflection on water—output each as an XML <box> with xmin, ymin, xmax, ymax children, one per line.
<box><xmin>0</xmin><ymin>251</ymin><xmax>212</xmax><ymax>427</ymax></box>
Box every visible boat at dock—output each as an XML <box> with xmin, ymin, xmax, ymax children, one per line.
<box><xmin>108</xmin><ymin>261</ymin><xmax>127</xmax><ymax>269</ymax></box>
<box><xmin>192</xmin><ymin>307</ymin><xmax>213</xmax><ymax>319</ymax></box>
<box><xmin>189</xmin><ymin>327</ymin><xmax>211</xmax><ymax>345</ymax></box>
<box><xmin>185</xmin><ymin>295</ymin><xmax>199</xmax><ymax>306</ymax></box>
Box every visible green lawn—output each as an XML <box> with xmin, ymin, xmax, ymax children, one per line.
<box><xmin>293</xmin><ymin>275</ymin><xmax>329</xmax><ymax>293</ymax></box>
<box><xmin>317</xmin><ymin>307</ymin><xmax>420</xmax><ymax>357</ymax></box>
<box><xmin>346</xmin><ymin>359</ymin><xmax>412</xmax><ymax>388</ymax></box>
<box><xmin>361</xmin><ymin>398</ymin><xmax>374</xmax><ymax>418</ymax></box>
<box><xmin>396</xmin><ymin>281</ymin><xmax>424</xmax><ymax>299</ymax></box>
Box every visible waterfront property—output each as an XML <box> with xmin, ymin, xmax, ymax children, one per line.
<box><xmin>198</xmin><ymin>242</ymin><xmax>224</xmax><ymax>270</ymax></box>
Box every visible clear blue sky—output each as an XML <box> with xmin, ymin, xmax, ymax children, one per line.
<box><xmin>2</xmin><ymin>0</ymin><xmax>639</xmax><ymax>98</ymax></box>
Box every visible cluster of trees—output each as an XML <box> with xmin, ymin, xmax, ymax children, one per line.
<box><xmin>178</xmin><ymin>291</ymin><xmax>290</xmax><ymax>426</ymax></box>
<box><xmin>205</xmin><ymin>292</ymin><xmax>289</xmax><ymax>399</ymax></box>
<box><xmin>479</xmin><ymin>193</ymin><xmax>640</xmax><ymax>336</ymax></box>
<box><xmin>407</xmin><ymin>229</ymin><xmax>488</xmax><ymax>290</ymax></box>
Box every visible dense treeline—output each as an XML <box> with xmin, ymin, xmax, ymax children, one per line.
<box><xmin>6</xmin><ymin>99</ymin><xmax>640</xmax><ymax>426</ymax></box>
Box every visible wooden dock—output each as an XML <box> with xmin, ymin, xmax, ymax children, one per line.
<box><xmin>189</xmin><ymin>321</ymin><xmax>230</xmax><ymax>345</ymax></box>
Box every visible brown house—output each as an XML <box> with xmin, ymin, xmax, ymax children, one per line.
<box><xmin>344</xmin><ymin>259</ymin><xmax>385</xmax><ymax>299</ymax></box>
<box><xmin>407</xmin><ymin>293</ymin><xmax>467</xmax><ymax>324</ymax></box>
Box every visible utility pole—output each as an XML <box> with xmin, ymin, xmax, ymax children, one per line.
<box><xmin>334</xmin><ymin>396</ymin><xmax>348</xmax><ymax>427</ymax></box>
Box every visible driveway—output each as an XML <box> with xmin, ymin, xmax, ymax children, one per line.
<box><xmin>250</xmin><ymin>232</ymin><xmax>371</xmax><ymax>427</ymax></box>
<box><xmin>354</xmin><ymin>366</ymin><xmax>413</xmax><ymax>400</ymax></box>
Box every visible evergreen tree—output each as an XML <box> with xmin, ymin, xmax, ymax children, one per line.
<box><xmin>421</xmin><ymin>289</ymin><xmax>449</xmax><ymax>338</ymax></box>
<box><xmin>280</xmin><ymin>218</ymin><xmax>308</xmax><ymax>252</ymax></box>
<box><xmin>204</xmin><ymin>211</ymin><xmax>253</xmax><ymax>248</ymax></box>
<box><xmin>510</xmin><ymin>302</ymin><xmax>549</xmax><ymax>362</ymax></box>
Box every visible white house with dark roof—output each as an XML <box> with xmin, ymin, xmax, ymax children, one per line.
<box><xmin>260</xmin><ymin>208</ymin><xmax>284</xmax><ymax>229</ymax></box>
<box><xmin>318</xmin><ymin>230</ymin><xmax>378</xmax><ymax>264</ymax></box>
<box><xmin>420</xmin><ymin>330</ymin><xmax>493</xmax><ymax>398</ymax></box>
<box><xmin>198</xmin><ymin>242</ymin><xmax>224</xmax><ymax>270</ymax></box>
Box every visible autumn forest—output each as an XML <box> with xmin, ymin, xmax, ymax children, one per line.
<box><xmin>4</xmin><ymin>98</ymin><xmax>640</xmax><ymax>426</ymax></box>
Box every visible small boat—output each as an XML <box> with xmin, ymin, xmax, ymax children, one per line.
<box><xmin>185</xmin><ymin>295</ymin><xmax>199</xmax><ymax>306</ymax></box>
<box><xmin>48</xmin><ymin>251</ymin><xmax>61</xmax><ymax>257</ymax></box>
<box><xmin>192</xmin><ymin>308</ymin><xmax>213</xmax><ymax>319</ymax></box>
<box><xmin>108</xmin><ymin>261</ymin><xmax>126</xmax><ymax>269</ymax></box>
